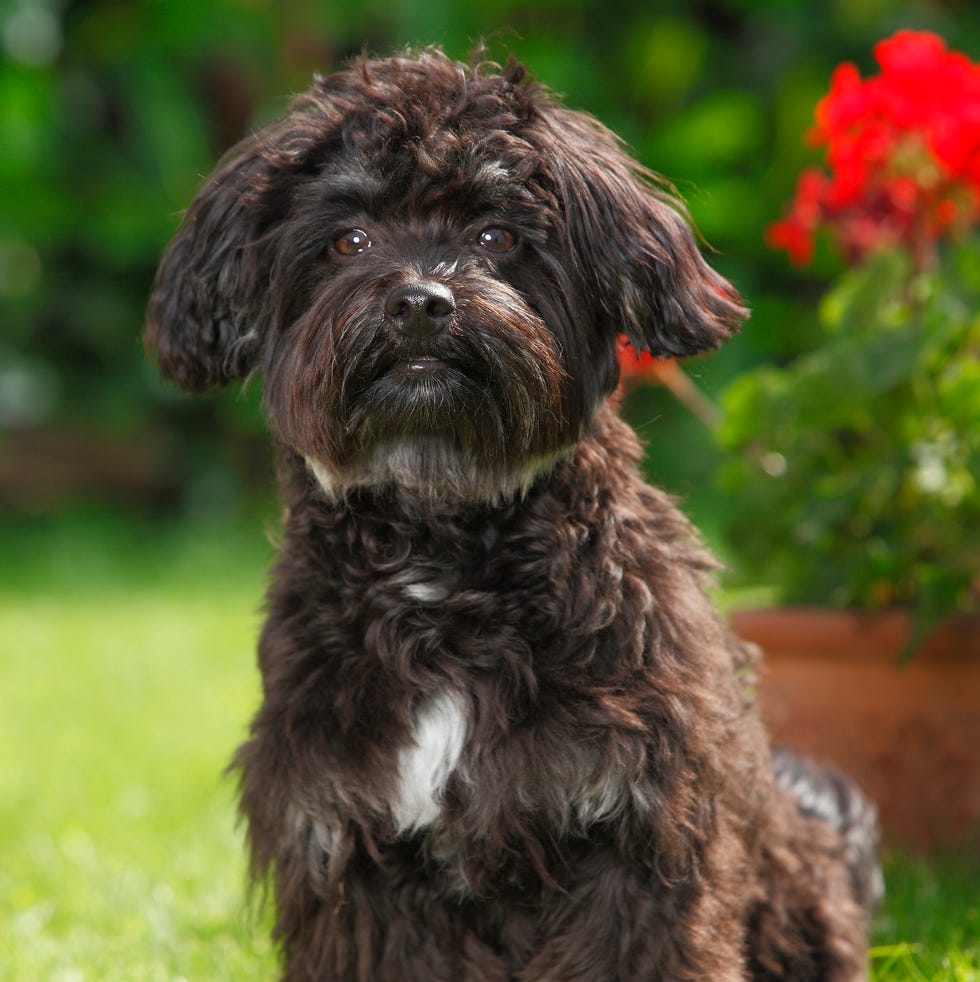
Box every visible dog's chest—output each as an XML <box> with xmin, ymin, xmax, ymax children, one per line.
<box><xmin>391</xmin><ymin>689</ymin><xmax>469</xmax><ymax>833</ymax></box>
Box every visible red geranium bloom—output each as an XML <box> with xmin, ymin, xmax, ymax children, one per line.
<box><xmin>616</xmin><ymin>336</ymin><xmax>721</xmax><ymax>426</ymax></box>
<box><xmin>616</xmin><ymin>335</ymin><xmax>673</xmax><ymax>385</ymax></box>
<box><xmin>770</xmin><ymin>30</ymin><xmax>980</xmax><ymax>267</ymax></box>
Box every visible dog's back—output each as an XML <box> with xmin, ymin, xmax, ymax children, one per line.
<box><xmin>773</xmin><ymin>748</ymin><xmax>883</xmax><ymax>913</ymax></box>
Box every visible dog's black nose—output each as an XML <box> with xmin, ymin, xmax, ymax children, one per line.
<box><xmin>384</xmin><ymin>282</ymin><xmax>455</xmax><ymax>340</ymax></box>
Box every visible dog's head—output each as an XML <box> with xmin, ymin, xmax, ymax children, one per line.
<box><xmin>146</xmin><ymin>49</ymin><xmax>745</xmax><ymax>501</ymax></box>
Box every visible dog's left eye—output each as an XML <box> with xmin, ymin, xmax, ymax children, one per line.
<box><xmin>334</xmin><ymin>229</ymin><xmax>373</xmax><ymax>256</ymax></box>
<box><xmin>477</xmin><ymin>227</ymin><xmax>517</xmax><ymax>254</ymax></box>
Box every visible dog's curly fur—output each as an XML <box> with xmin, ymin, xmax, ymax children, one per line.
<box><xmin>146</xmin><ymin>48</ymin><xmax>880</xmax><ymax>980</ymax></box>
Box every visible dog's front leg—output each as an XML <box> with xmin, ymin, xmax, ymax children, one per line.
<box><xmin>237</xmin><ymin>720</ymin><xmax>512</xmax><ymax>981</ymax></box>
<box><xmin>270</xmin><ymin>838</ymin><xmax>513</xmax><ymax>982</ymax></box>
<box><xmin>517</xmin><ymin>844</ymin><xmax>748</xmax><ymax>982</ymax></box>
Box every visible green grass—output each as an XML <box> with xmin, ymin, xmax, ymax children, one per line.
<box><xmin>1</xmin><ymin>511</ymin><xmax>977</xmax><ymax>980</ymax></box>
<box><xmin>871</xmin><ymin>855</ymin><xmax>980</xmax><ymax>981</ymax></box>
<box><xmin>0</xmin><ymin>511</ymin><xmax>279</xmax><ymax>979</ymax></box>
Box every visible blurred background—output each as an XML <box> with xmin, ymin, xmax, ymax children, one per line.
<box><xmin>2</xmin><ymin>0</ymin><xmax>977</xmax><ymax>548</ymax></box>
<box><xmin>2</xmin><ymin>2</ymin><xmax>979</xmax><ymax>977</ymax></box>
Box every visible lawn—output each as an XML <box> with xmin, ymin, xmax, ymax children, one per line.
<box><xmin>2</xmin><ymin>511</ymin><xmax>977</xmax><ymax>980</ymax></box>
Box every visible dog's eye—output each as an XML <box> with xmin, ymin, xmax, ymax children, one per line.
<box><xmin>334</xmin><ymin>229</ymin><xmax>373</xmax><ymax>256</ymax></box>
<box><xmin>477</xmin><ymin>227</ymin><xmax>517</xmax><ymax>254</ymax></box>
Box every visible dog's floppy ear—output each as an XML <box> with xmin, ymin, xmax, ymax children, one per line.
<box><xmin>144</xmin><ymin>137</ymin><xmax>279</xmax><ymax>392</ymax></box>
<box><xmin>542</xmin><ymin>107</ymin><xmax>746</xmax><ymax>358</ymax></box>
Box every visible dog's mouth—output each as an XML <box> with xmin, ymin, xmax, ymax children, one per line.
<box><xmin>357</xmin><ymin>340</ymin><xmax>457</xmax><ymax>382</ymax></box>
<box><xmin>369</xmin><ymin>353</ymin><xmax>464</xmax><ymax>393</ymax></box>
<box><xmin>393</xmin><ymin>356</ymin><xmax>448</xmax><ymax>375</ymax></box>
<box><xmin>344</xmin><ymin>347</ymin><xmax>479</xmax><ymax>441</ymax></box>
<box><xmin>359</xmin><ymin>341</ymin><xmax>478</xmax><ymax>393</ymax></box>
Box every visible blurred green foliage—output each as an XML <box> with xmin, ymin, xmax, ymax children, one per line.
<box><xmin>719</xmin><ymin>244</ymin><xmax>980</xmax><ymax>633</ymax></box>
<box><xmin>1</xmin><ymin>0</ymin><xmax>978</xmax><ymax>529</ymax></box>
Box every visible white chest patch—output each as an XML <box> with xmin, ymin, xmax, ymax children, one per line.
<box><xmin>392</xmin><ymin>690</ymin><xmax>469</xmax><ymax>834</ymax></box>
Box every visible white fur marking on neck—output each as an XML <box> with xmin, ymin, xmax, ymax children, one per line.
<box><xmin>393</xmin><ymin>690</ymin><xmax>468</xmax><ymax>833</ymax></box>
<box><xmin>306</xmin><ymin>457</ymin><xmax>340</xmax><ymax>500</ymax></box>
<box><xmin>304</xmin><ymin>445</ymin><xmax>572</xmax><ymax>506</ymax></box>
<box><xmin>404</xmin><ymin>581</ymin><xmax>451</xmax><ymax>604</ymax></box>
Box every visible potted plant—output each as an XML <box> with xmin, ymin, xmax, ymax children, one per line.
<box><xmin>714</xmin><ymin>30</ymin><xmax>980</xmax><ymax>850</ymax></box>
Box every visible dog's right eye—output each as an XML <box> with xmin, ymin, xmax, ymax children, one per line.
<box><xmin>334</xmin><ymin>229</ymin><xmax>373</xmax><ymax>256</ymax></box>
<box><xmin>477</xmin><ymin>227</ymin><xmax>517</xmax><ymax>254</ymax></box>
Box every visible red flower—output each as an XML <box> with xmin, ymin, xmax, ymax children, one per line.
<box><xmin>617</xmin><ymin>335</ymin><xmax>673</xmax><ymax>385</ymax></box>
<box><xmin>769</xmin><ymin>31</ymin><xmax>980</xmax><ymax>267</ymax></box>
<box><xmin>765</xmin><ymin>168</ymin><xmax>829</xmax><ymax>265</ymax></box>
<box><xmin>615</xmin><ymin>336</ymin><xmax>721</xmax><ymax>427</ymax></box>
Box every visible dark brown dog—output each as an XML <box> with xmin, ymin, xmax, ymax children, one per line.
<box><xmin>146</xmin><ymin>48</ymin><xmax>879</xmax><ymax>981</ymax></box>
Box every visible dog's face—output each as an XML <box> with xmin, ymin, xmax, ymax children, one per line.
<box><xmin>146</xmin><ymin>50</ymin><xmax>745</xmax><ymax>501</ymax></box>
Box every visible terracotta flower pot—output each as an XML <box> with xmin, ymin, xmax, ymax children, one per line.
<box><xmin>729</xmin><ymin>607</ymin><xmax>980</xmax><ymax>852</ymax></box>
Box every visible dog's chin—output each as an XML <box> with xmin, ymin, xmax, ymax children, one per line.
<box><xmin>293</xmin><ymin>343</ymin><xmax>580</xmax><ymax>505</ymax></box>
<box><xmin>306</xmin><ymin>434</ymin><xmax>571</xmax><ymax>507</ymax></box>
